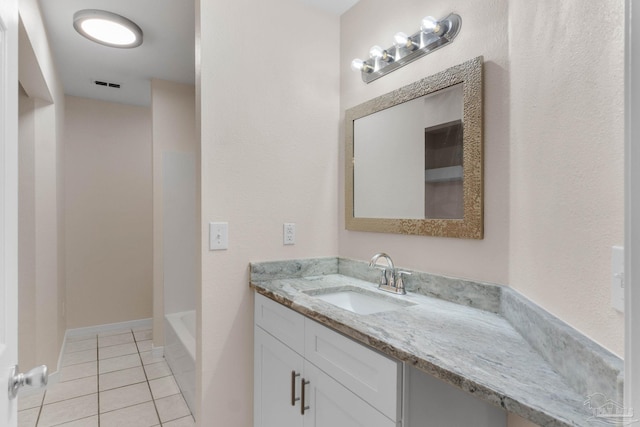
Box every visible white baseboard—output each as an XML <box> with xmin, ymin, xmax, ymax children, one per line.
<box><xmin>34</xmin><ymin>318</ymin><xmax>153</xmax><ymax>398</ymax></box>
<box><xmin>58</xmin><ymin>318</ymin><xmax>153</xmax><ymax>377</ymax></box>
<box><xmin>65</xmin><ymin>318</ymin><xmax>152</xmax><ymax>338</ymax></box>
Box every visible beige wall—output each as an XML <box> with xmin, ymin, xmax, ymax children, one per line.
<box><xmin>198</xmin><ymin>0</ymin><xmax>340</xmax><ymax>423</ymax></box>
<box><xmin>151</xmin><ymin>79</ymin><xmax>197</xmax><ymax>347</ymax></box>
<box><xmin>64</xmin><ymin>96</ymin><xmax>153</xmax><ymax>328</ymax></box>
<box><xmin>18</xmin><ymin>0</ymin><xmax>66</xmax><ymax>372</ymax></box>
<box><xmin>508</xmin><ymin>1</ymin><xmax>624</xmax><ymax>357</ymax></box>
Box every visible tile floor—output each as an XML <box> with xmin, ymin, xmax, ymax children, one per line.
<box><xmin>18</xmin><ymin>327</ymin><xmax>195</xmax><ymax>427</ymax></box>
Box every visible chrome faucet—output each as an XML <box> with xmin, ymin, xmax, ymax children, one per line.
<box><xmin>368</xmin><ymin>253</ymin><xmax>410</xmax><ymax>295</ymax></box>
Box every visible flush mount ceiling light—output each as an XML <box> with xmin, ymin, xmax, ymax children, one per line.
<box><xmin>351</xmin><ymin>13</ymin><xmax>461</xmax><ymax>83</ymax></box>
<box><xmin>73</xmin><ymin>9</ymin><xmax>143</xmax><ymax>48</ymax></box>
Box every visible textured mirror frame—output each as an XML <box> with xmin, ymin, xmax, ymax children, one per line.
<box><xmin>345</xmin><ymin>56</ymin><xmax>483</xmax><ymax>239</ymax></box>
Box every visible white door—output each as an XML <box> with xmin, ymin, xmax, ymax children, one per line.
<box><xmin>0</xmin><ymin>0</ymin><xmax>19</xmax><ymax>424</ymax></box>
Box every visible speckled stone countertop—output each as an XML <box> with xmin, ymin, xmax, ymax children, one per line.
<box><xmin>250</xmin><ymin>259</ymin><xmax>602</xmax><ymax>427</ymax></box>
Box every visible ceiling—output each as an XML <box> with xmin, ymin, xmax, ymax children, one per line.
<box><xmin>39</xmin><ymin>0</ymin><xmax>196</xmax><ymax>106</ymax></box>
<box><xmin>38</xmin><ymin>0</ymin><xmax>359</xmax><ymax>107</ymax></box>
<box><xmin>301</xmin><ymin>0</ymin><xmax>360</xmax><ymax>15</ymax></box>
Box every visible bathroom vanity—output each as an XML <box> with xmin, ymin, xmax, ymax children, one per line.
<box><xmin>254</xmin><ymin>292</ymin><xmax>504</xmax><ymax>427</ymax></box>
<box><xmin>251</xmin><ymin>257</ymin><xmax>622</xmax><ymax>427</ymax></box>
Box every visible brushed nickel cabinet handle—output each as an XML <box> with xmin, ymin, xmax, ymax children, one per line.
<box><xmin>291</xmin><ymin>370</ymin><xmax>300</xmax><ymax>406</ymax></box>
<box><xmin>301</xmin><ymin>377</ymin><xmax>310</xmax><ymax>415</ymax></box>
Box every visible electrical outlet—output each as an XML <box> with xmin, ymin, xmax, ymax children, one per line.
<box><xmin>611</xmin><ymin>246</ymin><xmax>624</xmax><ymax>312</ymax></box>
<box><xmin>209</xmin><ymin>222</ymin><xmax>229</xmax><ymax>250</ymax></box>
<box><xmin>284</xmin><ymin>223</ymin><xmax>295</xmax><ymax>245</ymax></box>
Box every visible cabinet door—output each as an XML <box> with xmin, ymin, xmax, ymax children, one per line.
<box><xmin>302</xmin><ymin>362</ymin><xmax>397</xmax><ymax>427</ymax></box>
<box><xmin>255</xmin><ymin>326</ymin><xmax>304</xmax><ymax>427</ymax></box>
<box><xmin>304</xmin><ymin>318</ymin><xmax>401</xmax><ymax>421</ymax></box>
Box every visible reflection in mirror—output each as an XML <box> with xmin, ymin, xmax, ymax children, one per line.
<box><xmin>345</xmin><ymin>56</ymin><xmax>483</xmax><ymax>239</ymax></box>
<box><xmin>354</xmin><ymin>84</ymin><xmax>463</xmax><ymax>219</ymax></box>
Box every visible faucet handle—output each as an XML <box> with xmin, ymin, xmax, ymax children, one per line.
<box><xmin>395</xmin><ymin>270</ymin><xmax>411</xmax><ymax>294</ymax></box>
<box><xmin>373</xmin><ymin>266</ymin><xmax>388</xmax><ymax>286</ymax></box>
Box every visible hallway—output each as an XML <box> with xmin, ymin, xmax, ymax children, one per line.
<box><xmin>18</xmin><ymin>326</ymin><xmax>194</xmax><ymax>427</ymax></box>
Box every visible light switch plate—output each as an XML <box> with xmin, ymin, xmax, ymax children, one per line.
<box><xmin>611</xmin><ymin>246</ymin><xmax>624</xmax><ymax>312</ymax></box>
<box><xmin>209</xmin><ymin>222</ymin><xmax>228</xmax><ymax>250</ymax></box>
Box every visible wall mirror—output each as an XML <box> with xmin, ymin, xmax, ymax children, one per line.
<box><xmin>345</xmin><ymin>56</ymin><xmax>483</xmax><ymax>239</ymax></box>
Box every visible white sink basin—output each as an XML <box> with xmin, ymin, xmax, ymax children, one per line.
<box><xmin>312</xmin><ymin>290</ymin><xmax>410</xmax><ymax>315</ymax></box>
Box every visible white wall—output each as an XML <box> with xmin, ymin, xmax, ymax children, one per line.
<box><xmin>197</xmin><ymin>0</ymin><xmax>340</xmax><ymax>423</ymax></box>
<box><xmin>162</xmin><ymin>151</ymin><xmax>196</xmax><ymax>317</ymax></box>
<box><xmin>151</xmin><ymin>79</ymin><xmax>197</xmax><ymax>348</ymax></box>
<box><xmin>194</xmin><ymin>1</ymin><xmax>624</xmax><ymax>425</ymax></box>
<box><xmin>508</xmin><ymin>1</ymin><xmax>624</xmax><ymax>356</ymax></box>
<box><xmin>64</xmin><ymin>96</ymin><xmax>153</xmax><ymax>328</ymax></box>
<box><xmin>340</xmin><ymin>1</ymin><xmax>624</xmax><ymax>425</ymax></box>
<box><xmin>18</xmin><ymin>0</ymin><xmax>66</xmax><ymax>372</ymax></box>
<box><xmin>18</xmin><ymin>86</ymin><xmax>37</xmax><ymax>370</ymax></box>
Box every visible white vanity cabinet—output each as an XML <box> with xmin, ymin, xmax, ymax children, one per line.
<box><xmin>254</xmin><ymin>293</ymin><xmax>506</xmax><ymax>427</ymax></box>
<box><xmin>254</xmin><ymin>294</ymin><xmax>399</xmax><ymax>427</ymax></box>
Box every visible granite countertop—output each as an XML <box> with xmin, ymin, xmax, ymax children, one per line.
<box><xmin>251</xmin><ymin>272</ymin><xmax>595</xmax><ymax>427</ymax></box>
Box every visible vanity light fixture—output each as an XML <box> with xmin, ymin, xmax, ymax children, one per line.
<box><xmin>351</xmin><ymin>13</ymin><xmax>461</xmax><ymax>83</ymax></box>
<box><xmin>73</xmin><ymin>9</ymin><xmax>143</xmax><ymax>49</ymax></box>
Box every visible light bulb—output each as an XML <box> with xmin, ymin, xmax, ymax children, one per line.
<box><xmin>369</xmin><ymin>45</ymin><xmax>385</xmax><ymax>59</ymax></box>
<box><xmin>393</xmin><ymin>32</ymin><xmax>409</xmax><ymax>48</ymax></box>
<box><xmin>351</xmin><ymin>58</ymin><xmax>373</xmax><ymax>73</ymax></box>
<box><xmin>420</xmin><ymin>16</ymin><xmax>441</xmax><ymax>35</ymax></box>
<box><xmin>351</xmin><ymin>58</ymin><xmax>365</xmax><ymax>71</ymax></box>
<box><xmin>81</xmin><ymin>19</ymin><xmax>137</xmax><ymax>45</ymax></box>
<box><xmin>73</xmin><ymin>10</ymin><xmax>143</xmax><ymax>48</ymax></box>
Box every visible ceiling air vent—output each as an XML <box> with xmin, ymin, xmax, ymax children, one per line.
<box><xmin>93</xmin><ymin>79</ymin><xmax>121</xmax><ymax>89</ymax></box>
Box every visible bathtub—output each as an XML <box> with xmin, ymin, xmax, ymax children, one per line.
<box><xmin>165</xmin><ymin>310</ymin><xmax>196</xmax><ymax>415</ymax></box>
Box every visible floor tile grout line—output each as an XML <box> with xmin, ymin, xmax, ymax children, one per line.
<box><xmin>93</xmin><ymin>334</ymin><xmax>99</xmax><ymax>427</ymax></box>
<box><xmin>48</xmin><ymin>414</ymin><xmax>97</xmax><ymax>427</ymax></box>
<box><xmin>135</xmin><ymin>328</ymin><xmax>164</xmax><ymax>426</ymax></box>
<box><xmin>60</xmin><ymin>358</ymin><xmax>99</xmax><ymax>369</ymax></box>
<box><xmin>97</xmin><ymin>350</ymin><xmax>140</xmax><ymax>362</ymax></box>
<box><xmin>63</xmin><ymin>345</ymin><xmax>98</xmax><ymax>355</ymax></box>
<box><xmin>100</xmin><ymin>379</ymin><xmax>147</xmax><ymax>394</ymax></box>
<box><xmin>36</xmin><ymin>334</ymin><xmax>99</xmax><ymax>427</ymax></box>
<box><xmin>23</xmin><ymin>328</ymin><xmax>167</xmax><ymax>427</ymax></box>
<box><xmin>132</xmin><ymin>328</ymin><xmax>194</xmax><ymax>425</ymax></box>
<box><xmin>98</xmin><ymin>397</ymin><xmax>157</xmax><ymax>415</ymax></box>
<box><xmin>34</xmin><ymin>390</ymin><xmax>44</xmax><ymax>427</ymax></box>
<box><xmin>40</xmin><ymin>392</ymin><xmax>99</xmax><ymax>410</ymax></box>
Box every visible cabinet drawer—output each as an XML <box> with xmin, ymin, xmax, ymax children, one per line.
<box><xmin>304</xmin><ymin>318</ymin><xmax>401</xmax><ymax>421</ymax></box>
<box><xmin>255</xmin><ymin>293</ymin><xmax>305</xmax><ymax>355</ymax></box>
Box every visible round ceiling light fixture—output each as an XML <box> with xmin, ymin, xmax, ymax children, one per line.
<box><xmin>73</xmin><ymin>9</ymin><xmax>143</xmax><ymax>48</ymax></box>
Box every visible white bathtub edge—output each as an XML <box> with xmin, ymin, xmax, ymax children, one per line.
<box><xmin>165</xmin><ymin>311</ymin><xmax>195</xmax><ymax>361</ymax></box>
<box><xmin>165</xmin><ymin>311</ymin><xmax>196</xmax><ymax>418</ymax></box>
